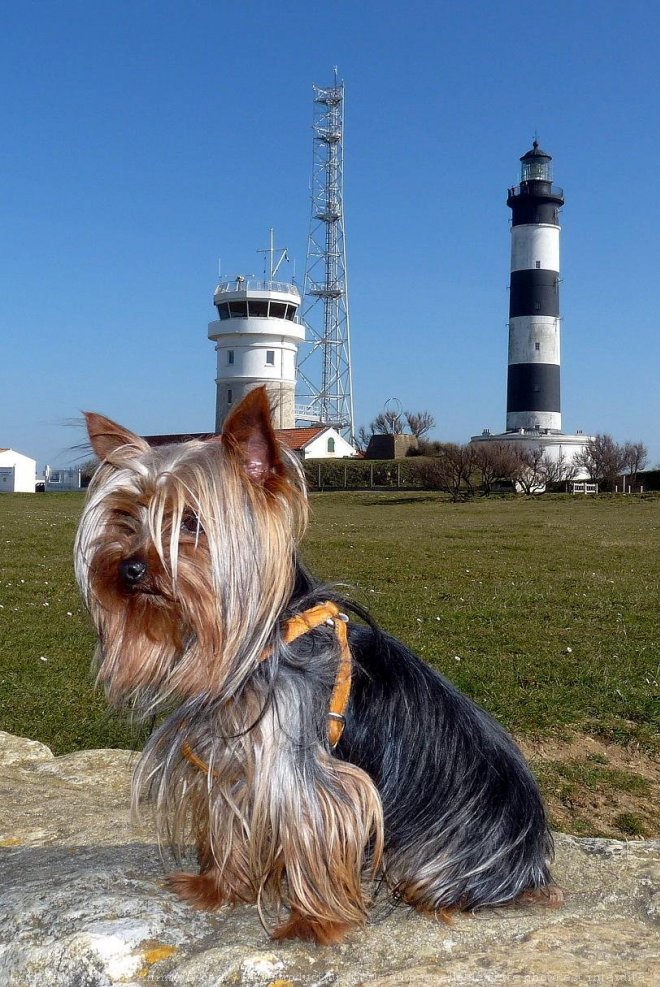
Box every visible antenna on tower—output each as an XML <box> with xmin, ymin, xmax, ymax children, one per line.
<box><xmin>257</xmin><ymin>228</ymin><xmax>289</xmax><ymax>281</ymax></box>
<box><xmin>296</xmin><ymin>72</ymin><xmax>354</xmax><ymax>439</ymax></box>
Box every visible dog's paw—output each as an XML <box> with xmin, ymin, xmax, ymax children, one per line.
<box><xmin>168</xmin><ymin>869</ymin><xmax>259</xmax><ymax>909</ymax></box>
<box><xmin>167</xmin><ymin>870</ymin><xmax>226</xmax><ymax>909</ymax></box>
<box><xmin>515</xmin><ymin>882</ymin><xmax>565</xmax><ymax>908</ymax></box>
<box><xmin>271</xmin><ymin>910</ymin><xmax>355</xmax><ymax>944</ymax></box>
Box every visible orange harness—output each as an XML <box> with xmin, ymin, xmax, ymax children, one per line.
<box><xmin>273</xmin><ymin>601</ymin><xmax>351</xmax><ymax>748</ymax></box>
<box><xmin>181</xmin><ymin>602</ymin><xmax>352</xmax><ymax>776</ymax></box>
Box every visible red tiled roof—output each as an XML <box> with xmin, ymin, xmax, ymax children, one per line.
<box><xmin>276</xmin><ymin>427</ymin><xmax>327</xmax><ymax>450</ymax></box>
<box><xmin>142</xmin><ymin>432</ymin><xmax>215</xmax><ymax>446</ymax></box>
<box><xmin>142</xmin><ymin>427</ymin><xmax>329</xmax><ymax>451</ymax></box>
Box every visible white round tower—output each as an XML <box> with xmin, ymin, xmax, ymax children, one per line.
<box><xmin>208</xmin><ymin>246</ymin><xmax>304</xmax><ymax>431</ymax></box>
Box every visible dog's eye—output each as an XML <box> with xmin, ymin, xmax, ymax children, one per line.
<box><xmin>181</xmin><ymin>512</ymin><xmax>203</xmax><ymax>536</ymax></box>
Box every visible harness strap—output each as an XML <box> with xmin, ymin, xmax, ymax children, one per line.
<box><xmin>266</xmin><ymin>600</ymin><xmax>351</xmax><ymax>747</ymax></box>
<box><xmin>181</xmin><ymin>601</ymin><xmax>352</xmax><ymax>776</ymax></box>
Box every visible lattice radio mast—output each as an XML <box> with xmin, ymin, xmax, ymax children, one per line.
<box><xmin>296</xmin><ymin>71</ymin><xmax>354</xmax><ymax>438</ymax></box>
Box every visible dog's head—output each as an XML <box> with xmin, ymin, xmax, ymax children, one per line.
<box><xmin>75</xmin><ymin>386</ymin><xmax>308</xmax><ymax>711</ymax></box>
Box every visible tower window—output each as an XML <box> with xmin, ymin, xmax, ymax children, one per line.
<box><xmin>535</xmin><ymin>342</ymin><xmax>541</xmax><ymax>351</ymax></box>
<box><xmin>229</xmin><ymin>301</ymin><xmax>248</xmax><ymax>318</ymax></box>
<box><xmin>535</xmin><ymin>301</ymin><xmax>541</xmax><ymax>311</ymax></box>
<box><xmin>269</xmin><ymin>301</ymin><xmax>287</xmax><ymax>319</ymax></box>
<box><xmin>266</xmin><ymin>350</ymin><xmax>275</xmax><ymax>366</ymax></box>
<box><xmin>227</xmin><ymin>350</ymin><xmax>234</xmax><ymax>365</ymax></box>
<box><xmin>285</xmin><ymin>304</ymin><xmax>297</xmax><ymax>321</ymax></box>
<box><xmin>227</xmin><ymin>389</ymin><xmax>233</xmax><ymax>405</ymax></box>
<box><xmin>218</xmin><ymin>303</ymin><xmax>230</xmax><ymax>320</ymax></box>
<box><xmin>248</xmin><ymin>299</ymin><xmax>268</xmax><ymax>318</ymax></box>
<box><xmin>535</xmin><ymin>261</ymin><xmax>541</xmax><ymax>269</ymax></box>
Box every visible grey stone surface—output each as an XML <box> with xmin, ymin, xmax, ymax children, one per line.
<box><xmin>1</xmin><ymin>730</ymin><xmax>658</xmax><ymax>985</ymax></box>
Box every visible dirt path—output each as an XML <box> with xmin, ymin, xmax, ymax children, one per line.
<box><xmin>519</xmin><ymin>732</ymin><xmax>660</xmax><ymax>839</ymax></box>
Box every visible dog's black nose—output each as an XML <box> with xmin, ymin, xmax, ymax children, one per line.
<box><xmin>119</xmin><ymin>557</ymin><xmax>147</xmax><ymax>587</ymax></box>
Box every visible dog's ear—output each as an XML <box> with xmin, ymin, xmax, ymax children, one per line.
<box><xmin>219</xmin><ymin>386</ymin><xmax>284</xmax><ymax>485</ymax></box>
<box><xmin>84</xmin><ymin>412</ymin><xmax>151</xmax><ymax>462</ymax></box>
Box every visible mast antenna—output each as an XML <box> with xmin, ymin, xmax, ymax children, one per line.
<box><xmin>296</xmin><ymin>72</ymin><xmax>354</xmax><ymax>438</ymax></box>
<box><xmin>257</xmin><ymin>228</ymin><xmax>289</xmax><ymax>281</ymax></box>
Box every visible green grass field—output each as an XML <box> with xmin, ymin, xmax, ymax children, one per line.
<box><xmin>1</xmin><ymin>490</ymin><xmax>658</xmax><ymax>836</ymax></box>
<box><xmin>302</xmin><ymin>493</ymin><xmax>659</xmax><ymax>742</ymax></box>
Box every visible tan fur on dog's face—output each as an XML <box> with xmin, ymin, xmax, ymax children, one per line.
<box><xmin>75</xmin><ymin>387</ymin><xmax>308</xmax><ymax>710</ymax></box>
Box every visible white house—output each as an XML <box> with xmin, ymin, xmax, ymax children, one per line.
<box><xmin>0</xmin><ymin>449</ymin><xmax>37</xmax><ymax>493</ymax></box>
<box><xmin>277</xmin><ymin>426</ymin><xmax>357</xmax><ymax>461</ymax></box>
<box><xmin>44</xmin><ymin>466</ymin><xmax>82</xmax><ymax>492</ymax></box>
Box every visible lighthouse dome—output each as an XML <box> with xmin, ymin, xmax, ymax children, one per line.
<box><xmin>520</xmin><ymin>140</ymin><xmax>552</xmax><ymax>182</ymax></box>
<box><xmin>520</xmin><ymin>139</ymin><xmax>552</xmax><ymax>161</ymax></box>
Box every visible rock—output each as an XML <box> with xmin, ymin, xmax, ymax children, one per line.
<box><xmin>1</xmin><ymin>730</ymin><xmax>659</xmax><ymax>985</ymax></box>
<box><xmin>0</xmin><ymin>730</ymin><xmax>54</xmax><ymax>766</ymax></box>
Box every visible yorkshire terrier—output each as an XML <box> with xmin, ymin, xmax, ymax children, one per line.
<box><xmin>75</xmin><ymin>386</ymin><xmax>559</xmax><ymax>944</ymax></box>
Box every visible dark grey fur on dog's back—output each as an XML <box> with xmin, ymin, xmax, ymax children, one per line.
<box><xmin>289</xmin><ymin>568</ymin><xmax>554</xmax><ymax>912</ymax></box>
<box><xmin>341</xmin><ymin>624</ymin><xmax>553</xmax><ymax>909</ymax></box>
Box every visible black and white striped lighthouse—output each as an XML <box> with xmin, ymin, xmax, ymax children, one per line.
<box><xmin>506</xmin><ymin>141</ymin><xmax>564</xmax><ymax>433</ymax></box>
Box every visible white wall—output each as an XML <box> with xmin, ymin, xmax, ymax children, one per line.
<box><xmin>508</xmin><ymin>316</ymin><xmax>560</xmax><ymax>365</ymax></box>
<box><xmin>510</xmin><ymin>224</ymin><xmax>560</xmax><ymax>272</ymax></box>
<box><xmin>505</xmin><ymin>410</ymin><xmax>562</xmax><ymax>432</ymax></box>
<box><xmin>470</xmin><ymin>431</ymin><xmax>593</xmax><ymax>481</ymax></box>
<box><xmin>0</xmin><ymin>450</ymin><xmax>36</xmax><ymax>493</ymax></box>
<box><xmin>303</xmin><ymin>430</ymin><xmax>357</xmax><ymax>460</ymax></box>
<box><xmin>214</xmin><ymin>335</ymin><xmax>298</xmax><ymax>382</ymax></box>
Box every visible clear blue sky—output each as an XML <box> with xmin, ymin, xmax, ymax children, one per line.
<box><xmin>2</xmin><ymin>0</ymin><xmax>659</xmax><ymax>470</ymax></box>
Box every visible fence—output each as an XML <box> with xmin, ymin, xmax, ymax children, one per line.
<box><xmin>303</xmin><ymin>460</ymin><xmax>425</xmax><ymax>491</ymax></box>
<box><xmin>571</xmin><ymin>482</ymin><xmax>599</xmax><ymax>495</ymax></box>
